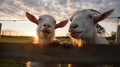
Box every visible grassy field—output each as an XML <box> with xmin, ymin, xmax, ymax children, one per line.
<box><xmin>0</xmin><ymin>59</ymin><xmax>26</xmax><ymax>67</ymax></box>
<box><xmin>0</xmin><ymin>35</ymin><xmax>115</xmax><ymax>67</ymax></box>
<box><xmin>0</xmin><ymin>35</ymin><xmax>34</xmax><ymax>43</ymax></box>
<box><xmin>0</xmin><ymin>35</ymin><xmax>115</xmax><ymax>44</ymax></box>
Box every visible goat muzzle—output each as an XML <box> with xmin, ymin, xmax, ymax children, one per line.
<box><xmin>41</xmin><ymin>29</ymin><xmax>51</xmax><ymax>34</ymax></box>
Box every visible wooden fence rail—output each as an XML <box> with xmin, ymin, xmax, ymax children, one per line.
<box><xmin>0</xmin><ymin>42</ymin><xmax>120</xmax><ymax>64</ymax></box>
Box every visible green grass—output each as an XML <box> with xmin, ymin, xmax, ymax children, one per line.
<box><xmin>0</xmin><ymin>59</ymin><xmax>26</xmax><ymax>67</ymax></box>
<box><xmin>0</xmin><ymin>35</ymin><xmax>34</xmax><ymax>43</ymax></box>
<box><xmin>0</xmin><ymin>35</ymin><xmax>115</xmax><ymax>44</ymax></box>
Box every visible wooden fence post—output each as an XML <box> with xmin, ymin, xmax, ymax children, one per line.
<box><xmin>0</xmin><ymin>23</ymin><xmax>2</xmax><ymax>38</ymax></box>
<box><xmin>116</xmin><ymin>25</ymin><xmax>120</xmax><ymax>44</ymax></box>
<box><xmin>115</xmin><ymin>25</ymin><xmax>120</xmax><ymax>67</ymax></box>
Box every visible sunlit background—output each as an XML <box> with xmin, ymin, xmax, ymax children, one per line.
<box><xmin>0</xmin><ymin>0</ymin><xmax>120</xmax><ymax>37</ymax></box>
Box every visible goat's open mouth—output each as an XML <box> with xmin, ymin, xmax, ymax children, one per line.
<box><xmin>42</xmin><ymin>30</ymin><xmax>51</xmax><ymax>34</ymax></box>
<box><xmin>70</xmin><ymin>31</ymin><xmax>83</xmax><ymax>37</ymax></box>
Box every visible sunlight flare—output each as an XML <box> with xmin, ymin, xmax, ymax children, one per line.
<box><xmin>27</xmin><ymin>31</ymin><xmax>38</xmax><ymax>44</ymax></box>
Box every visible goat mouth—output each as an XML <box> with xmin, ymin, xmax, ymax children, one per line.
<box><xmin>42</xmin><ymin>30</ymin><xmax>51</xmax><ymax>34</ymax></box>
<box><xmin>70</xmin><ymin>31</ymin><xmax>83</xmax><ymax>37</ymax></box>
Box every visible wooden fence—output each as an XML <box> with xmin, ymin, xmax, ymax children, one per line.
<box><xmin>0</xmin><ymin>42</ymin><xmax>120</xmax><ymax>64</ymax></box>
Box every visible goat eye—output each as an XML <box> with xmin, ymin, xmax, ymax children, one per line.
<box><xmin>39</xmin><ymin>18</ymin><xmax>42</xmax><ymax>21</ymax></box>
<box><xmin>54</xmin><ymin>21</ymin><xmax>56</xmax><ymax>24</ymax></box>
<box><xmin>88</xmin><ymin>14</ymin><xmax>93</xmax><ymax>19</ymax></box>
<box><xmin>70</xmin><ymin>17</ymin><xmax>73</xmax><ymax>21</ymax></box>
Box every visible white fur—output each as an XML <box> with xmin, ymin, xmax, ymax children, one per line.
<box><xmin>37</xmin><ymin>15</ymin><xmax>56</xmax><ymax>47</ymax></box>
<box><xmin>69</xmin><ymin>9</ymin><xmax>114</xmax><ymax>46</ymax></box>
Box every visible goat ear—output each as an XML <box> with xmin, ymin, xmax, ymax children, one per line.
<box><xmin>94</xmin><ymin>9</ymin><xmax>114</xmax><ymax>23</ymax></box>
<box><xmin>55</xmin><ymin>20</ymin><xmax>68</xmax><ymax>29</ymax></box>
<box><xmin>26</xmin><ymin>12</ymin><xmax>38</xmax><ymax>25</ymax></box>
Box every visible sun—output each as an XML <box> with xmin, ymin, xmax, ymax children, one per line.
<box><xmin>28</xmin><ymin>31</ymin><xmax>38</xmax><ymax>44</ymax></box>
<box><xmin>28</xmin><ymin>31</ymin><xmax>37</xmax><ymax>37</ymax></box>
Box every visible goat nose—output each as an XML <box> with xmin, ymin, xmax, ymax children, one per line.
<box><xmin>43</xmin><ymin>24</ymin><xmax>51</xmax><ymax>28</ymax></box>
<box><xmin>70</xmin><ymin>24</ymin><xmax>78</xmax><ymax>29</ymax></box>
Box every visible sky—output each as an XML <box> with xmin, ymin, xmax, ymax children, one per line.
<box><xmin>0</xmin><ymin>0</ymin><xmax>120</xmax><ymax>37</ymax></box>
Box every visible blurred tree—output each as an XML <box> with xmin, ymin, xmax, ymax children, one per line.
<box><xmin>110</xmin><ymin>31</ymin><xmax>116</xmax><ymax>40</ymax></box>
<box><xmin>96</xmin><ymin>24</ymin><xmax>109</xmax><ymax>37</ymax></box>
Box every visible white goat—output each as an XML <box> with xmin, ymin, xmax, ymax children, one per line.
<box><xmin>26</xmin><ymin>12</ymin><xmax>68</xmax><ymax>67</ymax></box>
<box><xmin>68</xmin><ymin>9</ymin><xmax>114</xmax><ymax>46</ymax></box>
<box><xmin>68</xmin><ymin>9</ymin><xmax>114</xmax><ymax>67</ymax></box>
<box><xmin>26</xmin><ymin>12</ymin><xmax>68</xmax><ymax>47</ymax></box>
